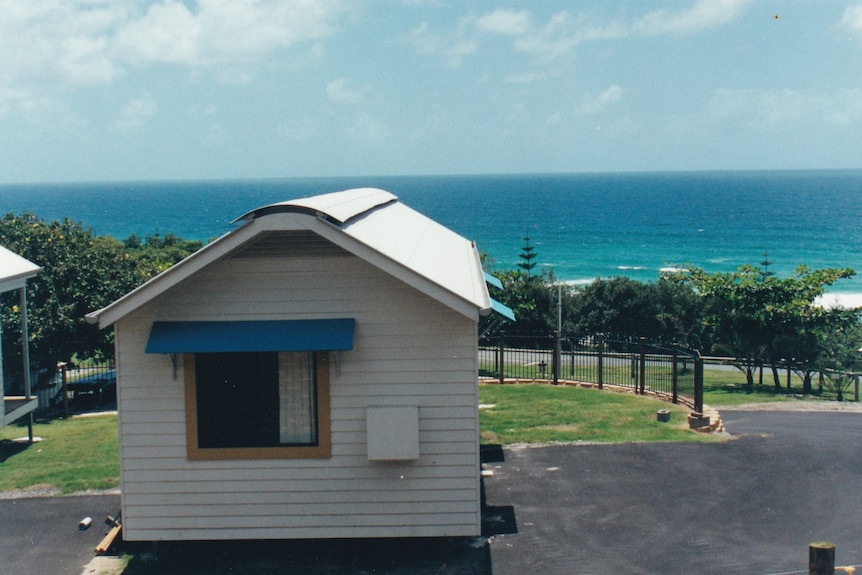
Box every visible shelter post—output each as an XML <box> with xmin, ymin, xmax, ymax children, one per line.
<box><xmin>20</xmin><ymin>286</ymin><xmax>33</xmax><ymax>443</ymax></box>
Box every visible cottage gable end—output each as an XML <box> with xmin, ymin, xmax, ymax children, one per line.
<box><xmin>88</xmin><ymin>189</ymin><xmax>492</xmax><ymax>328</ymax></box>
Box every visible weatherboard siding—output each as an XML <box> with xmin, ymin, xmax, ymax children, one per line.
<box><xmin>114</xmin><ymin>252</ymin><xmax>481</xmax><ymax>541</ymax></box>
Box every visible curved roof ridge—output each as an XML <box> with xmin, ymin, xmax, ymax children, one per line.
<box><xmin>233</xmin><ymin>188</ymin><xmax>397</xmax><ymax>225</ymax></box>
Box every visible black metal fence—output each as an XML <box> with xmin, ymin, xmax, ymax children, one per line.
<box><xmin>479</xmin><ymin>332</ymin><xmax>704</xmax><ymax>412</ymax></box>
<box><xmin>30</xmin><ymin>361</ymin><xmax>116</xmax><ymax>416</ymax></box>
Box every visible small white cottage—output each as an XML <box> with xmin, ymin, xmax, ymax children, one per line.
<box><xmin>87</xmin><ymin>188</ymin><xmax>507</xmax><ymax>542</ymax></box>
<box><xmin>1</xmin><ymin>245</ymin><xmax>41</xmax><ymax>437</ymax></box>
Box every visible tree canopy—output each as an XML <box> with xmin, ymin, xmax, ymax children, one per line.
<box><xmin>666</xmin><ymin>263</ymin><xmax>859</xmax><ymax>388</ymax></box>
<box><xmin>489</xmin><ymin>239</ymin><xmax>861</xmax><ymax>395</ymax></box>
<box><xmin>1</xmin><ymin>213</ymin><xmax>202</xmax><ymax>380</ymax></box>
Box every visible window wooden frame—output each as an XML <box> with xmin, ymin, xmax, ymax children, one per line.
<box><xmin>184</xmin><ymin>351</ymin><xmax>331</xmax><ymax>460</ymax></box>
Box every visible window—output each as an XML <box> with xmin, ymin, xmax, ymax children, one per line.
<box><xmin>184</xmin><ymin>351</ymin><xmax>331</xmax><ymax>460</ymax></box>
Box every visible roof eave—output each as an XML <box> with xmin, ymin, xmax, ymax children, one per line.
<box><xmin>0</xmin><ymin>268</ymin><xmax>41</xmax><ymax>294</ymax></box>
<box><xmin>86</xmin><ymin>220</ymin><xmax>259</xmax><ymax>328</ymax></box>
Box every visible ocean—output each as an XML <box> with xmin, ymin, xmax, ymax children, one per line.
<box><xmin>2</xmin><ymin>170</ymin><xmax>862</xmax><ymax>297</ymax></box>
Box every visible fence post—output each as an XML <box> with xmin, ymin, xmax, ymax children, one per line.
<box><xmin>694</xmin><ymin>352</ymin><xmax>704</xmax><ymax>414</ymax></box>
<box><xmin>787</xmin><ymin>358</ymin><xmax>792</xmax><ymax>391</ymax></box>
<box><xmin>553</xmin><ymin>330</ymin><xmax>560</xmax><ymax>386</ymax></box>
<box><xmin>498</xmin><ymin>332</ymin><xmax>505</xmax><ymax>385</ymax></box>
<box><xmin>808</xmin><ymin>541</ymin><xmax>835</xmax><ymax>575</ymax></box>
<box><xmin>597</xmin><ymin>334</ymin><xmax>604</xmax><ymax>390</ymax></box>
<box><xmin>59</xmin><ymin>362</ymin><xmax>69</xmax><ymax>419</ymax></box>
<box><xmin>638</xmin><ymin>337</ymin><xmax>646</xmax><ymax>395</ymax></box>
<box><xmin>672</xmin><ymin>344</ymin><xmax>679</xmax><ymax>405</ymax></box>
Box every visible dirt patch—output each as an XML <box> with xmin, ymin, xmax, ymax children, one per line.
<box><xmin>0</xmin><ymin>484</ymin><xmax>60</xmax><ymax>500</ymax></box>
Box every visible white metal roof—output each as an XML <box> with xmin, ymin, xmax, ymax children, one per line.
<box><xmin>0</xmin><ymin>245</ymin><xmax>41</xmax><ymax>293</ymax></box>
<box><xmin>234</xmin><ymin>188</ymin><xmax>397</xmax><ymax>225</ymax></box>
<box><xmin>88</xmin><ymin>188</ymin><xmax>492</xmax><ymax>327</ymax></box>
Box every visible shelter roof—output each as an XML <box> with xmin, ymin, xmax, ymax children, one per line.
<box><xmin>0</xmin><ymin>245</ymin><xmax>41</xmax><ymax>293</ymax></box>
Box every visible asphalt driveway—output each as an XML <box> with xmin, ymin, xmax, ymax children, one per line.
<box><xmin>484</xmin><ymin>408</ymin><xmax>862</xmax><ymax>575</ymax></box>
<box><xmin>2</xmin><ymin>409</ymin><xmax>861</xmax><ymax>575</ymax></box>
<box><xmin>0</xmin><ymin>493</ymin><xmax>121</xmax><ymax>575</ymax></box>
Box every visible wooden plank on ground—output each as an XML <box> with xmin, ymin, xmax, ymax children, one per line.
<box><xmin>95</xmin><ymin>524</ymin><xmax>122</xmax><ymax>554</ymax></box>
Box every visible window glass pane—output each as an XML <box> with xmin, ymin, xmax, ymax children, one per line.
<box><xmin>195</xmin><ymin>352</ymin><xmax>279</xmax><ymax>448</ymax></box>
<box><xmin>194</xmin><ymin>351</ymin><xmax>318</xmax><ymax>450</ymax></box>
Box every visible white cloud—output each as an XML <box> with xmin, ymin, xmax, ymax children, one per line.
<box><xmin>346</xmin><ymin>113</ymin><xmax>388</xmax><ymax>143</ymax></box>
<box><xmin>513</xmin><ymin>11</ymin><xmax>627</xmax><ymax>65</ymax></box>
<box><xmin>505</xmin><ymin>71</ymin><xmax>543</xmax><ymax>84</ymax></box>
<box><xmin>475</xmin><ymin>9</ymin><xmax>532</xmax><ymax>36</ymax></box>
<box><xmin>204</xmin><ymin>122</ymin><xmax>228</xmax><ymax>146</ymax></box>
<box><xmin>403</xmin><ymin>10</ymin><xmax>534</xmax><ymax>65</ymax></box>
<box><xmin>837</xmin><ymin>5</ymin><xmax>862</xmax><ymax>36</ymax></box>
<box><xmin>0</xmin><ymin>0</ymin><xmax>125</xmax><ymax>95</ymax></box>
<box><xmin>114</xmin><ymin>0</ymin><xmax>347</xmax><ymax>68</ymax></box>
<box><xmin>823</xmin><ymin>90</ymin><xmax>862</xmax><ymax>126</ymax></box>
<box><xmin>0</xmin><ymin>0</ymin><xmax>348</xmax><ymax>107</ymax></box>
<box><xmin>704</xmin><ymin>88</ymin><xmax>862</xmax><ymax>129</ymax></box>
<box><xmin>633</xmin><ymin>0</ymin><xmax>754</xmax><ymax>36</ymax></box>
<box><xmin>405</xmin><ymin>1</ymin><xmax>750</xmax><ymax>68</ymax></box>
<box><xmin>326</xmin><ymin>78</ymin><xmax>363</xmax><ymax>104</ymax></box>
<box><xmin>577</xmin><ymin>85</ymin><xmax>624</xmax><ymax>115</ymax></box>
<box><xmin>401</xmin><ymin>0</ymin><xmax>444</xmax><ymax>6</ymax></box>
<box><xmin>113</xmin><ymin>92</ymin><xmax>157</xmax><ymax>133</ymax></box>
<box><xmin>401</xmin><ymin>21</ymin><xmax>477</xmax><ymax>66</ymax></box>
<box><xmin>11</xmin><ymin>96</ymin><xmax>89</xmax><ymax>134</ymax></box>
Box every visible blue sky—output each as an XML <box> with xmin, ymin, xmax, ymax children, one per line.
<box><xmin>1</xmin><ymin>0</ymin><xmax>861</xmax><ymax>183</ymax></box>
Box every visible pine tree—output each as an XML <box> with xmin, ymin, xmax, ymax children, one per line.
<box><xmin>517</xmin><ymin>236</ymin><xmax>537</xmax><ymax>278</ymax></box>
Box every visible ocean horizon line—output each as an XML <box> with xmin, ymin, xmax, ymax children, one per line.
<box><xmin>3</xmin><ymin>166</ymin><xmax>862</xmax><ymax>188</ymax></box>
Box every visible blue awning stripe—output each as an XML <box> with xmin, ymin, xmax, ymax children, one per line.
<box><xmin>483</xmin><ymin>271</ymin><xmax>503</xmax><ymax>290</ymax></box>
<box><xmin>490</xmin><ymin>298</ymin><xmax>516</xmax><ymax>322</ymax></box>
<box><xmin>145</xmin><ymin>319</ymin><xmax>355</xmax><ymax>353</ymax></box>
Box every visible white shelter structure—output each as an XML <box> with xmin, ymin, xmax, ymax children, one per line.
<box><xmin>0</xmin><ymin>245</ymin><xmax>41</xmax><ymax>438</ymax></box>
<box><xmin>87</xmin><ymin>188</ymin><xmax>511</xmax><ymax>542</ymax></box>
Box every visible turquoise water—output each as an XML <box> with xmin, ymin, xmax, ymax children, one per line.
<box><xmin>2</xmin><ymin>170</ymin><xmax>861</xmax><ymax>293</ymax></box>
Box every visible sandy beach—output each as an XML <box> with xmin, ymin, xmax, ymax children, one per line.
<box><xmin>816</xmin><ymin>292</ymin><xmax>862</xmax><ymax>309</ymax></box>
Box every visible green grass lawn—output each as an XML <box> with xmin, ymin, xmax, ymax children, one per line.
<box><xmin>0</xmin><ymin>413</ymin><xmax>119</xmax><ymax>494</ymax></box>
<box><xmin>2</xmin><ymin>373</ymin><xmax>827</xmax><ymax>495</ymax></box>
<box><xmin>701</xmin><ymin>365</ymin><xmax>856</xmax><ymax>406</ymax></box>
<box><xmin>479</xmin><ymin>383</ymin><xmax>720</xmax><ymax>446</ymax></box>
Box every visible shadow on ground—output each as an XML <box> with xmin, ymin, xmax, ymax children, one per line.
<box><xmin>0</xmin><ymin>440</ymin><xmax>30</xmax><ymax>463</ymax></box>
<box><xmin>117</xmin><ymin>537</ymin><xmax>490</xmax><ymax>575</ymax></box>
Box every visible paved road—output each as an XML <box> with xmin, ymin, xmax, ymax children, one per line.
<box><xmin>2</xmin><ymin>409</ymin><xmax>861</xmax><ymax>575</ymax></box>
<box><xmin>0</xmin><ymin>494</ymin><xmax>121</xmax><ymax>575</ymax></box>
<box><xmin>484</xmin><ymin>409</ymin><xmax>862</xmax><ymax>575</ymax></box>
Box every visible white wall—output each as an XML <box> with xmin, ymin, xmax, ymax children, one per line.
<box><xmin>114</xmin><ymin>248</ymin><xmax>481</xmax><ymax>540</ymax></box>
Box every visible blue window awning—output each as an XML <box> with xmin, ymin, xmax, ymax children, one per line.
<box><xmin>490</xmin><ymin>298</ymin><xmax>516</xmax><ymax>322</ymax></box>
<box><xmin>483</xmin><ymin>271</ymin><xmax>503</xmax><ymax>290</ymax></box>
<box><xmin>145</xmin><ymin>319</ymin><xmax>355</xmax><ymax>353</ymax></box>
